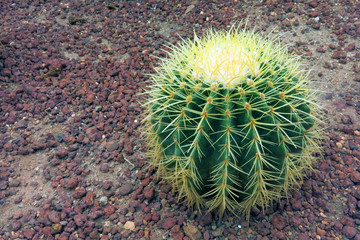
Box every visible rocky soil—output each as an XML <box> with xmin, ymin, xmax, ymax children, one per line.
<box><xmin>0</xmin><ymin>0</ymin><xmax>359</xmax><ymax>239</ymax></box>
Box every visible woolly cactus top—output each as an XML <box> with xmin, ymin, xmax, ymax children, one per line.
<box><xmin>191</xmin><ymin>33</ymin><xmax>260</xmax><ymax>87</ymax></box>
<box><xmin>158</xmin><ymin>27</ymin><xmax>304</xmax><ymax>89</ymax></box>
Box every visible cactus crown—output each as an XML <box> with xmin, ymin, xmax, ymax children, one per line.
<box><xmin>143</xmin><ymin>25</ymin><xmax>322</xmax><ymax>219</ymax></box>
<box><xmin>161</xmin><ymin>27</ymin><xmax>304</xmax><ymax>88</ymax></box>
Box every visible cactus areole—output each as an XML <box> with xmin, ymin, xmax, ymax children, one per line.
<box><xmin>143</xmin><ymin>26</ymin><xmax>321</xmax><ymax>219</ymax></box>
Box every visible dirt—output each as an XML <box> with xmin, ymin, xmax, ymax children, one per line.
<box><xmin>0</xmin><ymin>0</ymin><xmax>359</xmax><ymax>239</ymax></box>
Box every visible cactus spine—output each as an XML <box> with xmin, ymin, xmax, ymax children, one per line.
<box><xmin>143</xmin><ymin>26</ymin><xmax>321</xmax><ymax>218</ymax></box>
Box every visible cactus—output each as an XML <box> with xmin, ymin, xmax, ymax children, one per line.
<box><xmin>143</xmin><ymin>26</ymin><xmax>322</xmax><ymax>219</ymax></box>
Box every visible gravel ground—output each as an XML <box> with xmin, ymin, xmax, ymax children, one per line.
<box><xmin>0</xmin><ymin>0</ymin><xmax>359</xmax><ymax>239</ymax></box>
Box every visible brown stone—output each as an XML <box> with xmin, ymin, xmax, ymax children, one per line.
<box><xmin>183</xmin><ymin>224</ymin><xmax>202</xmax><ymax>240</ymax></box>
<box><xmin>343</xmin><ymin>226</ymin><xmax>357</xmax><ymax>238</ymax></box>
<box><xmin>143</xmin><ymin>186</ymin><xmax>154</xmax><ymax>200</ymax></box>
<box><xmin>86</xmin><ymin>126</ymin><xmax>101</xmax><ymax>141</ymax></box>
<box><xmin>104</xmin><ymin>205</ymin><xmax>115</xmax><ymax>217</ymax></box>
<box><xmin>51</xmin><ymin>223</ymin><xmax>62</xmax><ymax>234</ymax></box>
<box><xmin>83</xmin><ymin>192</ymin><xmax>95</xmax><ymax>206</ymax></box>
<box><xmin>118</xmin><ymin>182</ymin><xmax>133</xmax><ymax>196</ymax></box>
<box><xmin>55</xmin><ymin>148</ymin><xmax>68</xmax><ymax>159</ymax></box>
<box><xmin>346</xmin><ymin>43</ymin><xmax>356</xmax><ymax>52</ymax></box>
<box><xmin>350</xmin><ymin>171</ymin><xmax>360</xmax><ymax>183</ymax></box>
<box><xmin>316</xmin><ymin>47</ymin><xmax>326</xmax><ymax>53</ymax></box>
<box><xmin>316</xmin><ymin>227</ymin><xmax>326</xmax><ymax>236</ymax></box>
<box><xmin>99</xmin><ymin>163</ymin><xmax>109</xmax><ymax>173</ymax></box>
<box><xmin>312</xmin><ymin>23</ymin><xmax>320</xmax><ymax>30</ymax></box>
<box><xmin>162</xmin><ymin>217</ymin><xmax>176</xmax><ymax>230</ymax></box>
<box><xmin>23</xmin><ymin>228</ymin><xmax>35</xmax><ymax>239</ymax></box>
<box><xmin>332</xmin><ymin>51</ymin><xmax>346</xmax><ymax>59</ymax></box>
<box><xmin>309</xmin><ymin>0</ymin><xmax>318</xmax><ymax>7</ymax></box>
<box><xmin>14</xmin><ymin>119</ymin><xmax>28</xmax><ymax>129</ymax></box>
<box><xmin>47</xmin><ymin>211</ymin><xmax>60</xmax><ymax>223</ymax></box>
<box><xmin>63</xmin><ymin>177</ymin><xmax>78</xmax><ymax>189</ymax></box>
<box><xmin>73</xmin><ymin>187</ymin><xmax>87</xmax><ymax>199</ymax></box>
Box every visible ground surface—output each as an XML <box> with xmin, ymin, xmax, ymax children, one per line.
<box><xmin>0</xmin><ymin>0</ymin><xmax>359</xmax><ymax>239</ymax></box>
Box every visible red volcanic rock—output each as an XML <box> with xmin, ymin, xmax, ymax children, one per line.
<box><xmin>74</xmin><ymin>214</ymin><xmax>86</xmax><ymax>227</ymax></box>
<box><xmin>47</xmin><ymin>211</ymin><xmax>60</xmax><ymax>224</ymax></box>
<box><xmin>308</xmin><ymin>11</ymin><xmax>319</xmax><ymax>17</ymax></box>
<box><xmin>73</xmin><ymin>187</ymin><xmax>87</xmax><ymax>199</ymax></box>
<box><xmin>341</xmin><ymin>115</ymin><xmax>353</xmax><ymax>124</ymax></box>
<box><xmin>11</xmin><ymin>220</ymin><xmax>22</xmax><ymax>231</ymax></box>
<box><xmin>332</xmin><ymin>51</ymin><xmax>346</xmax><ymax>59</ymax></box>
<box><xmin>13</xmin><ymin>196</ymin><xmax>22</xmax><ymax>204</ymax></box>
<box><xmin>55</xmin><ymin>148</ymin><xmax>68</xmax><ymax>159</ymax></box>
<box><xmin>118</xmin><ymin>182</ymin><xmax>133</xmax><ymax>196</ymax></box>
<box><xmin>143</xmin><ymin>186</ymin><xmax>154</xmax><ymax>200</ymax></box>
<box><xmin>18</xmin><ymin>146</ymin><xmax>29</xmax><ymax>155</ymax></box>
<box><xmin>171</xmin><ymin>227</ymin><xmax>184</xmax><ymax>240</ymax></box>
<box><xmin>86</xmin><ymin>126</ymin><xmax>102</xmax><ymax>141</ymax></box>
<box><xmin>329</xmin><ymin>44</ymin><xmax>337</xmax><ymax>50</ymax></box>
<box><xmin>350</xmin><ymin>171</ymin><xmax>360</xmax><ymax>184</ymax></box>
<box><xmin>333</xmin><ymin>220</ymin><xmax>343</xmax><ymax>230</ymax></box>
<box><xmin>99</xmin><ymin>163</ymin><xmax>109</xmax><ymax>173</ymax></box>
<box><xmin>309</xmin><ymin>0</ymin><xmax>318</xmax><ymax>8</ymax></box>
<box><xmin>316</xmin><ymin>47</ymin><xmax>326</xmax><ymax>53</ymax></box>
<box><xmin>316</xmin><ymin>227</ymin><xmax>326</xmax><ymax>236</ymax></box>
<box><xmin>30</xmin><ymin>140</ymin><xmax>46</xmax><ymax>150</ymax></box>
<box><xmin>105</xmin><ymin>141</ymin><xmax>118</xmax><ymax>151</ymax></box>
<box><xmin>107</xmin><ymin>91</ymin><xmax>118</xmax><ymax>103</ymax></box>
<box><xmin>291</xmin><ymin>199</ymin><xmax>303</xmax><ymax>211</ymax></box>
<box><xmin>345</xmin><ymin>43</ymin><xmax>355</xmax><ymax>52</ymax></box>
<box><xmin>198</xmin><ymin>212</ymin><xmax>212</xmax><ymax>226</ymax></box>
<box><xmin>63</xmin><ymin>177</ymin><xmax>78</xmax><ymax>189</ymax></box>
<box><xmin>3</xmin><ymin>142</ymin><xmax>13</xmax><ymax>152</ymax></box>
<box><xmin>83</xmin><ymin>192</ymin><xmax>95</xmax><ymax>206</ymax></box>
<box><xmin>14</xmin><ymin>119</ymin><xmax>28</xmax><ymax>130</ymax></box>
<box><xmin>274</xmin><ymin>231</ymin><xmax>287</xmax><ymax>239</ymax></box>
<box><xmin>104</xmin><ymin>205</ymin><xmax>115</xmax><ymax>217</ymax></box>
<box><xmin>23</xmin><ymin>228</ymin><xmax>35</xmax><ymax>239</ymax></box>
<box><xmin>271</xmin><ymin>215</ymin><xmax>287</xmax><ymax>230</ymax></box>
<box><xmin>353</xmin><ymin>64</ymin><xmax>360</xmax><ymax>73</ymax></box>
<box><xmin>343</xmin><ymin>226</ymin><xmax>357</xmax><ymax>239</ymax></box>
<box><xmin>162</xmin><ymin>217</ymin><xmax>176</xmax><ymax>230</ymax></box>
<box><xmin>151</xmin><ymin>212</ymin><xmax>160</xmax><ymax>222</ymax></box>
<box><xmin>297</xmin><ymin>233</ymin><xmax>310</xmax><ymax>240</ymax></box>
<box><xmin>312</xmin><ymin>23</ymin><xmax>320</xmax><ymax>30</ymax></box>
<box><xmin>102</xmin><ymin>181</ymin><xmax>113</xmax><ymax>191</ymax></box>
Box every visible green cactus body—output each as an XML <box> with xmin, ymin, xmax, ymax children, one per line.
<box><xmin>144</xmin><ymin>27</ymin><xmax>321</xmax><ymax>218</ymax></box>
